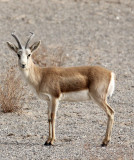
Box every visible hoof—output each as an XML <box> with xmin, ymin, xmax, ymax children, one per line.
<box><xmin>101</xmin><ymin>143</ymin><xmax>107</xmax><ymax>147</ymax></box>
<box><xmin>44</xmin><ymin>141</ymin><xmax>52</xmax><ymax>146</ymax></box>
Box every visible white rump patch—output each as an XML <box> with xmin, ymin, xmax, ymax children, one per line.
<box><xmin>107</xmin><ymin>72</ymin><xmax>115</xmax><ymax>97</ymax></box>
<box><xmin>61</xmin><ymin>90</ymin><xmax>91</xmax><ymax>102</ymax></box>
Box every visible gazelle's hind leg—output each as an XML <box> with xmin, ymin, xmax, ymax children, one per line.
<box><xmin>90</xmin><ymin>92</ymin><xmax>114</xmax><ymax>146</ymax></box>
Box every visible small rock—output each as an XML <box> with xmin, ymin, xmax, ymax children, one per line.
<box><xmin>7</xmin><ymin>133</ymin><xmax>15</xmax><ymax>136</ymax></box>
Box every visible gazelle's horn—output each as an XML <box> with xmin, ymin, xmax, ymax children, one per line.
<box><xmin>25</xmin><ymin>32</ymin><xmax>34</xmax><ymax>48</ymax></box>
<box><xmin>11</xmin><ymin>32</ymin><xmax>22</xmax><ymax>49</ymax></box>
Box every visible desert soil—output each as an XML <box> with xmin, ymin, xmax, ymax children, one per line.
<box><xmin>0</xmin><ymin>0</ymin><xmax>134</xmax><ymax>160</ymax></box>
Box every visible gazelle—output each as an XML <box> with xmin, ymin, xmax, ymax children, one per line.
<box><xmin>7</xmin><ymin>32</ymin><xmax>115</xmax><ymax>146</ymax></box>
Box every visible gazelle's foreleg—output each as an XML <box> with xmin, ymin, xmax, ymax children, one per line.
<box><xmin>51</xmin><ymin>98</ymin><xmax>59</xmax><ymax>145</ymax></box>
<box><xmin>44</xmin><ymin>101</ymin><xmax>52</xmax><ymax>145</ymax></box>
<box><xmin>45</xmin><ymin>97</ymin><xmax>59</xmax><ymax>145</ymax></box>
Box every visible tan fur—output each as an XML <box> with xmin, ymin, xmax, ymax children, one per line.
<box><xmin>7</xmin><ymin>35</ymin><xmax>115</xmax><ymax>146</ymax></box>
<box><xmin>26</xmin><ymin>63</ymin><xmax>111</xmax><ymax>98</ymax></box>
<box><xmin>22</xmin><ymin>60</ymin><xmax>115</xmax><ymax>146</ymax></box>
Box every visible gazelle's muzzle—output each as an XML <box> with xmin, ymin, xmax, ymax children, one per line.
<box><xmin>21</xmin><ymin>64</ymin><xmax>26</xmax><ymax>68</ymax></box>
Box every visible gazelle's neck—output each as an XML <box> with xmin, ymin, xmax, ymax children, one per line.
<box><xmin>20</xmin><ymin>58</ymin><xmax>42</xmax><ymax>89</ymax></box>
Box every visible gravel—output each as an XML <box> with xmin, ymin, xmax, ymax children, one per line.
<box><xmin>0</xmin><ymin>0</ymin><xmax>134</xmax><ymax>159</ymax></box>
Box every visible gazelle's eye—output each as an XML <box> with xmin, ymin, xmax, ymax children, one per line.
<box><xmin>27</xmin><ymin>54</ymin><xmax>31</xmax><ymax>58</ymax></box>
<box><xmin>17</xmin><ymin>54</ymin><xmax>20</xmax><ymax>59</ymax></box>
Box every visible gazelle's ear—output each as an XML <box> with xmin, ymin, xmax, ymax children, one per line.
<box><xmin>29</xmin><ymin>41</ymin><xmax>41</xmax><ymax>53</ymax></box>
<box><xmin>7</xmin><ymin>41</ymin><xmax>18</xmax><ymax>53</ymax></box>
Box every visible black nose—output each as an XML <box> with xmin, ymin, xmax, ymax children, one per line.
<box><xmin>21</xmin><ymin>64</ymin><xmax>26</xmax><ymax>68</ymax></box>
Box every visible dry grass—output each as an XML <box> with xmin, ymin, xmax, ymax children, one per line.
<box><xmin>0</xmin><ymin>66</ymin><xmax>24</xmax><ymax>113</ymax></box>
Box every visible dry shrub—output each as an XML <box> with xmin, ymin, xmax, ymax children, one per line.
<box><xmin>32</xmin><ymin>44</ymin><xmax>67</xmax><ymax>67</ymax></box>
<box><xmin>0</xmin><ymin>66</ymin><xmax>24</xmax><ymax>113</ymax></box>
<box><xmin>46</xmin><ymin>46</ymin><xmax>65</xmax><ymax>66</ymax></box>
<box><xmin>32</xmin><ymin>44</ymin><xmax>47</xmax><ymax>67</ymax></box>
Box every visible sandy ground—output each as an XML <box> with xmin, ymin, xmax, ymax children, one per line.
<box><xmin>0</xmin><ymin>0</ymin><xmax>134</xmax><ymax>159</ymax></box>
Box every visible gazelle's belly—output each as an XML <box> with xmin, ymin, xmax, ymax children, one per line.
<box><xmin>61</xmin><ymin>90</ymin><xmax>91</xmax><ymax>102</ymax></box>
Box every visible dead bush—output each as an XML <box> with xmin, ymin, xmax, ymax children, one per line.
<box><xmin>0</xmin><ymin>66</ymin><xmax>24</xmax><ymax>113</ymax></box>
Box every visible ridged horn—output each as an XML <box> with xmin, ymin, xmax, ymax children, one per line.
<box><xmin>25</xmin><ymin>32</ymin><xmax>34</xmax><ymax>48</ymax></box>
<box><xmin>11</xmin><ymin>32</ymin><xmax>22</xmax><ymax>49</ymax></box>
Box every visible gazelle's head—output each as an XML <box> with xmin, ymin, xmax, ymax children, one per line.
<box><xmin>7</xmin><ymin>32</ymin><xmax>41</xmax><ymax>70</ymax></box>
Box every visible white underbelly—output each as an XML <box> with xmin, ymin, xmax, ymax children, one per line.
<box><xmin>61</xmin><ymin>90</ymin><xmax>91</xmax><ymax>102</ymax></box>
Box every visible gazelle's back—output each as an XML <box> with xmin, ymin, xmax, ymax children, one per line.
<box><xmin>40</xmin><ymin>66</ymin><xmax>112</xmax><ymax>95</ymax></box>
